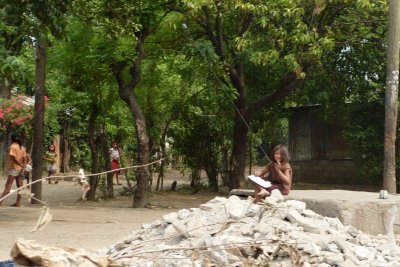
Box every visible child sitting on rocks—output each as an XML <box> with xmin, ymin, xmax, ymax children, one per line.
<box><xmin>253</xmin><ymin>144</ymin><xmax>292</xmax><ymax>203</ymax></box>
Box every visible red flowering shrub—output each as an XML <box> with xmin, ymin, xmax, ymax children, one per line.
<box><xmin>0</xmin><ymin>95</ymin><xmax>34</xmax><ymax>137</ymax></box>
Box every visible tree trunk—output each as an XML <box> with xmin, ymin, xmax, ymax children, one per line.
<box><xmin>31</xmin><ymin>33</ymin><xmax>46</xmax><ymax>204</ymax></box>
<box><xmin>220</xmin><ymin>146</ymin><xmax>229</xmax><ymax>187</ymax></box>
<box><xmin>59</xmin><ymin>120</ymin><xmax>69</xmax><ymax>173</ymax></box>
<box><xmin>383</xmin><ymin>0</ymin><xmax>400</xmax><ymax>194</ymax></box>
<box><xmin>99</xmin><ymin>126</ymin><xmax>113</xmax><ymax>198</ymax></box>
<box><xmin>205</xmin><ymin>166</ymin><xmax>218</xmax><ymax>192</ymax></box>
<box><xmin>190</xmin><ymin>168</ymin><xmax>201</xmax><ymax>193</ymax></box>
<box><xmin>228</xmin><ymin>64</ymin><xmax>248</xmax><ymax>190</ymax></box>
<box><xmin>112</xmin><ymin>32</ymin><xmax>150</xmax><ymax>208</ymax></box>
<box><xmin>116</xmin><ymin>92</ymin><xmax>150</xmax><ymax>207</ymax></box>
<box><xmin>127</xmin><ymin>96</ymin><xmax>150</xmax><ymax>208</ymax></box>
<box><xmin>0</xmin><ymin>81</ymin><xmax>11</xmax><ymax>99</ymax></box>
<box><xmin>229</xmin><ymin>114</ymin><xmax>249</xmax><ymax>190</ymax></box>
<box><xmin>87</xmin><ymin>107</ymin><xmax>99</xmax><ymax>200</ymax></box>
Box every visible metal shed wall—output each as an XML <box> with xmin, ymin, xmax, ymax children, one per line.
<box><xmin>289</xmin><ymin>107</ymin><xmax>351</xmax><ymax>161</ymax></box>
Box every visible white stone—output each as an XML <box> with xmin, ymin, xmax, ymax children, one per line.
<box><xmin>302</xmin><ymin>242</ymin><xmax>321</xmax><ymax>255</ymax></box>
<box><xmin>325</xmin><ymin>243</ymin><xmax>340</xmax><ymax>254</ymax></box>
<box><xmin>324</xmin><ymin>253</ymin><xmax>344</xmax><ymax>265</ymax></box>
<box><xmin>355</xmin><ymin>245</ymin><xmax>374</xmax><ymax>261</ymax></box>
<box><xmin>303</xmin><ymin>209</ymin><xmax>321</xmax><ymax>219</ymax></box>
<box><xmin>207</xmin><ymin>196</ymin><xmax>227</xmax><ymax>204</ymax></box>
<box><xmin>265</xmin><ymin>189</ymin><xmax>284</xmax><ymax>203</ymax></box>
<box><xmin>356</xmin><ymin>233</ymin><xmax>372</xmax><ymax>245</ymax></box>
<box><xmin>163</xmin><ymin>224</ymin><xmax>179</xmax><ymax>238</ymax></box>
<box><xmin>255</xmin><ymin>221</ymin><xmax>275</xmax><ymax>235</ymax></box>
<box><xmin>163</xmin><ymin>212</ymin><xmax>178</xmax><ymax>223</ymax></box>
<box><xmin>141</xmin><ymin>223</ymin><xmax>153</xmax><ymax>230</ymax></box>
<box><xmin>178</xmin><ymin>209</ymin><xmax>191</xmax><ymax>220</ymax></box>
<box><xmin>345</xmin><ymin>225</ymin><xmax>360</xmax><ymax>237</ymax></box>
<box><xmin>285</xmin><ymin>209</ymin><xmax>304</xmax><ymax>224</ymax></box>
<box><xmin>186</xmin><ymin>216</ymin><xmax>210</xmax><ymax>237</ymax></box>
<box><xmin>317</xmin><ymin>218</ymin><xmax>330</xmax><ymax>230</ymax></box>
<box><xmin>340</xmin><ymin>260</ymin><xmax>360</xmax><ymax>267</ymax></box>
<box><xmin>225</xmin><ymin>195</ymin><xmax>248</xmax><ymax>220</ymax></box>
<box><xmin>245</xmin><ymin>202</ymin><xmax>263</xmax><ymax>217</ymax></box>
<box><xmin>239</xmin><ymin>223</ymin><xmax>254</xmax><ymax>236</ymax></box>
<box><xmin>286</xmin><ymin>210</ymin><xmax>323</xmax><ymax>234</ymax></box>
<box><xmin>324</xmin><ymin>217</ymin><xmax>344</xmax><ymax>230</ymax></box>
<box><xmin>199</xmin><ymin>203</ymin><xmax>214</xmax><ymax>211</ymax></box>
<box><xmin>286</xmin><ymin>200</ymin><xmax>307</xmax><ymax>213</ymax></box>
<box><xmin>189</xmin><ymin>237</ymin><xmax>206</xmax><ymax>248</ymax></box>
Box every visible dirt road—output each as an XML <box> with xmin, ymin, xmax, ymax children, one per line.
<box><xmin>0</xmin><ymin>176</ymin><xmax>218</xmax><ymax>260</ymax></box>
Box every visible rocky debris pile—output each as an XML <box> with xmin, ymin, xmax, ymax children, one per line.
<box><xmin>104</xmin><ymin>190</ymin><xmax>400</xmax><ymax>266</ymax></box>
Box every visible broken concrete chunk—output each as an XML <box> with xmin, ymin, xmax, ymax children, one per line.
<box><xmin>302</xmin><ymin>242</ymin><xmax>321</xmax><ymax>256</ymax></box>
<box><xmin>265</xmin><ymin>189</ymin><xmax>284</xmax><ymax>204</ymax></box>
<box><xmin>285</xmin><ymin>209</ymin><xmax>304</xmax><ymax>224</ymax></box>
<box><xmin>163</xmin><ymin>224</ymin><xmax>179</xmax><ymax>238</ymax></box>
<box><xmin>103</xmin><ymin>196</ymin><xmax>400</xmax><ymax>267</ymax></box>
<box><xmin>324</xmin><ymin>253</ymin><xmax>345</xmax><ymax>265</ymax></box>
<box><xmin>225</xmin><ymin>195</ymin><xmax>248</xmax><ymax>220</ymax></box>
<box><xmin>354</xmin><ymin>245</ymin><xmax>374</xmax><ymax>261</ymax></box>
<box><xmin>302</xmin><ymin>208</ymin><xmax>320</xmax><ymax>218</ymax></box>
<box><xmin>163</xmin><ymin>212</ymin><xmax>178</xmax><ymax>223</ymax></box>
<box><xmin>286</xmin><ymin>199</ymin><xmax>307</xmax><ymax>213</ymax></box>
<box><xmin>178</xmin><ymin>209</ymin><xmax>190</xmax><ymax>220</ymax></box>
<box><xmin>324</xmin><ymin>217</ymin><xmax>344</xmax><ymax>230</ymax></box>
<box><xmin>199</xmin><ymin>203</ymin><xmax>214</xmax><ymax>211</ymax></box>
<box><xmin>245</xmin><ymin>202</ymin><xmax>263</xmax><ymax>217</ymax></box>
<box><xmin>207</xmin><ymin>196</ymin><xmax>227</xmax><ymax>204</ymax></box>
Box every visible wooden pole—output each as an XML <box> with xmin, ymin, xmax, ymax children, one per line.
<box><xmin>383</xmin><ymin>0</ymin><xmax>400</xmax><ymax>193</ymax></box>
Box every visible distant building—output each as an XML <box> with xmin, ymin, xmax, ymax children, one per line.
<box><xmin>288</xmin><ymin>105</ymin><xmax>364</xmax><ymax>185</ymax></box>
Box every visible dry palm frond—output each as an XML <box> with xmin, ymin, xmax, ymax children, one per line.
<box><xmin>30</xmin><ymin>206</ymin><xmax>53</xmax><ymax>233</ymax></box>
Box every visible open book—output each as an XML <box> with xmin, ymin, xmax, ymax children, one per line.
<box><xmin>248</xmin><ymin>175</ymin><xmax>272</xmax><ymax>188</ymax></box>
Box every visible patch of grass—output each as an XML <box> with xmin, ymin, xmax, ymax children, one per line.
<box><xmin>145</xmin><ymin>201</ymin><xmax>176</xmax><ymax>209</ymax></box>
<box><xmin>176</xmin><ymin>182</ymin><xmax>212</xmax><ymax>193</ymax></box>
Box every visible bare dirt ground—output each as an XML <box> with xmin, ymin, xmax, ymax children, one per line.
<box><xmin>0</xmin><ymin>169</ymin><xmax>222</xmax><ymax>260</ymax></box>
<box><xmin>0</xmin><ymin>166</ymin><xmax>381</xmax><ymax>260</ymax></box>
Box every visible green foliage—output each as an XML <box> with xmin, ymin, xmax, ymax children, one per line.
<box><xmin>290</xmin><ymin>1</ymin><xmax>388</xmax><ymax>184</ymax></box>
<box><xmin>342</xmin><ymin>103</ymin><xmax>384</xmax><ymax>184</ymax></box>
<box><xmin>0</xmin><ymin>0</ymin><xmax>393</xmax><ymax>190</ymax></box>
<box><xmin>169</xmin><ymin>80</ymin><xmax>233</xmax><ymax>189</ymax></box>
<box><xmin>46</xmin><ymin>16</ymin><xmax>137</xmax><ymax>170</ymax></box>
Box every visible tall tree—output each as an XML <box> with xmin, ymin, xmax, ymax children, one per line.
<box><xmin>111</xmin><ymin>30</ymin><xmax>151</xmax><ymax>208</ymax></box>
<box><xmin>383</xmin><ymin>0</ymin><xmax>400</xmax><ymax>193</ymax></box>
<box><xmin>182</xmin><ymin>0</ymin><xmax>387</xmax><ymax>189</ymax></box>
<box><xmin>74</xmin><ymin>0</ymin><xmax>177</xmax><ymax>207</ymax></box>
<box><xmin>47</xmin><ymin>17</ymin><xmax>127</xmax><ymax>199</ymax></box>
<box><xmin>29</xmin><ymin>0</ymin><xmax>70</xmax><ymax>203</ymax></box>
<box><xmin>31</xmin><ymin>31</ymin><xmax>46</xmax><ymax>202</ymax></box>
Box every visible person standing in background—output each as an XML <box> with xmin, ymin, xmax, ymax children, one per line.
<box><xmin>109</xmin><ymin>142</ymin><xmax>122</xmax><ymax>185</ymax></box>
<box><xmin>44</xmin><ymin>144</ymin><xmax>58</xmax><ymax>184</ymax></box>
<box><xmin>23</xmin><ymin>151</ymin><xmax>32</xmax><ymax>188</ymax></box>
<box><xmin>0</xmin><ymin>133</ymin><xmax>27</xmax><ymax>207</ymax></box>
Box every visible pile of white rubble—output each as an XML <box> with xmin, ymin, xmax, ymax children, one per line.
<box><xmin>103</xmin><ymin>190</ymin><xmax>400</xmax><ymax>267</ymax></box>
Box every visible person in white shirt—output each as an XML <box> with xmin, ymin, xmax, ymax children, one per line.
<box><xmin>109</xmin><ymin>142</ymin><xmax>121</xmax><ymax>185</ymax></box>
